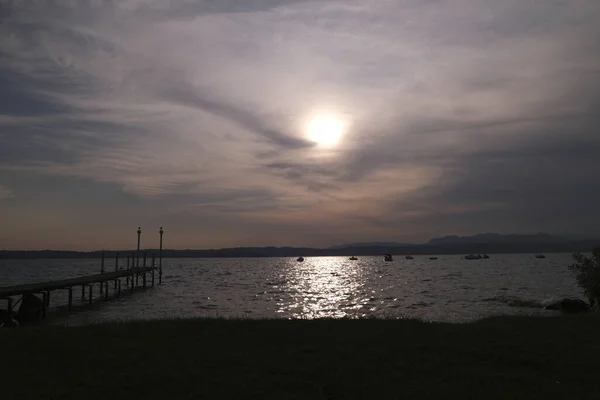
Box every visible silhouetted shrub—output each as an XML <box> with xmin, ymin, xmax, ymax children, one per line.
<box><xmin>570</xmin><ymin>248</ymin><xmax>600</xmax><ymax>309</ymax></box>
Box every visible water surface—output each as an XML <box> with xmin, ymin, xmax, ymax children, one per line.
<box><xmin>0</xmin><ymin>254</ymin><xmax>582</xmax><ymax>325</ymax></box>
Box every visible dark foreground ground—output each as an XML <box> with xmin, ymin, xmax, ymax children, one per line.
<box><xmin>1</xmin><ymin>316</ymin><xmax>598</xmax><ymax>399</ymax></box>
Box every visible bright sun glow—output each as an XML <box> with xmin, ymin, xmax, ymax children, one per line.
<box><xmin>307</xmin><ymin>115</ymin><xmax>344</xmax><ymax>147</ymax></box>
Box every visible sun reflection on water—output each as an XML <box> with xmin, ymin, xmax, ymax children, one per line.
<box><xmin>276</xmin><ymin>257</ymin><xmax>368</xmax><ymax>319</ymax></box>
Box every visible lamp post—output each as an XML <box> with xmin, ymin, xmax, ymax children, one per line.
<box><xmin>159</xmin><ymin>227</ymin><xmax>164</xmax><ymax>284</ymax></box>
<box><xmin>136</xmin><ymin>227</ymin><xmax>142</xmax><ymax>268</ymax></box>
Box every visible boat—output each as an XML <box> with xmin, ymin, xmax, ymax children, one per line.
<box><xmin>405</xmin><ymin>255</ymin><xmax>414</xmax><ymax>260</ymax></box>
<box><xmin>297</xmin><ymin>256</ymin><xmax>304</xmax><ymax>262</ymax></box>
<box><xmin>483</xmin><ymin>254</ymin><xmax>490</xmax><ymax>259</ymax></box>
<box><xmin>465</xmin><ymin>254</ymin><xmax>482</xmax><ymax>260</ymax></box>
<box><xmin>429</xmin><ymin>257</ymin><xmax>438</xmax><ymax>260</ymax></box>
<box><xmin>349</xmin><ymin>256</ymin><xmax>358</xmax><ymax>261</ymax></box>
<box><xmin>535</xmin><ymin>254</ymin><xmax>546</xmax><ymax>259</ymax></box>
<box><xmin>384</xmin><ymin>254</ymin><xmax>394</xmax><ymax>262</ymax></box>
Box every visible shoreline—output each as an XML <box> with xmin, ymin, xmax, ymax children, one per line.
<box><xmin>0</xmin><ymin>249</ymin><xmax>592</xmax><ymax>260</ymax></box>
<box><xmin>2</xmin><ymin>315</ymin><xmax>598</xmax><ymax>398</ymax></box>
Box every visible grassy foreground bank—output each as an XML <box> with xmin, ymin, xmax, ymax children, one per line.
<box><xmin>1</xmin><ymin>316</ymin><xmax>599</xmax><ymax>399</ymax></box>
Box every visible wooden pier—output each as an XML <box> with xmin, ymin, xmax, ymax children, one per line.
<box><xmin>0</xmin><ymin>227</ymin><xmax>166</xmax><ymax>326</ymax></box>
<box><xmin>0</xmin><ymin>265</ymin><xmax>160</xmax><ymax>324</ymax></box>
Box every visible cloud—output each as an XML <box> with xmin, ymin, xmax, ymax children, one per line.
<box><xmin>161</xmin><ymin>83</ymin><xmax>313</xmax><ymax>149</ymax></box>
<box><xmin>0</xmin><ymin>184</ymin><xmax>13</xmax><ymax>200</ymax></box>
<box><xmin>1</xmin><ymin>0</ymin><xmax>600</xmax><ymax>249</ymax></box>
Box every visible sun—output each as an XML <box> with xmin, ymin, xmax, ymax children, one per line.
<box><xmin>307</xmin><ymin>115</ymin><xmax>344</xmax><ymax>147</ymax></box>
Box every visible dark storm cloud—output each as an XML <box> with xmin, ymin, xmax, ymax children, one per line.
<box><xmin>0</xmin><ymin>66</ymin><xmax>66</xmax><ymax>117</ymax></box>
<box><xmin>141</xmin><ymin>0</ymin><xmax>313</xmax><ymax>19</ymax></box>
<box><xmin>162</xmin><ymin>85</ymin><xmax>313</xmax><ymax>149</ymax></box>
<box><xmin>363</xmin><ymin>115</ymin><xmax>600</xmax><ymax>233</ymax></box>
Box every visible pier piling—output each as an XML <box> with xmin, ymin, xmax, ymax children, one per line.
<box><xmin>41</xmin><ymin>292</ymin><xmax>47</xmax><ymax>319</ymax></box>
<box><xmin>114</xmin><ymin>253</ymin><xmax>119</xmax><ymax>290</ymax></box>
<box><xmin>100</xmin><ymin>252</ymin><xmax>105</xmax><ymax>294</ymax></box>
<box><xmin>89</xmin><ymin>285</ymin><xmax>93</xmax><ymax>304</ymax></box>
<box><xmin>7</xmin><ymin>297</ymin><xmax>13</xmax><ymax>321</ymax></box>
<box><xmin>151</xmin><ymin>254</ymin><xmax>156</xmax><ymax>287</ymax></box>
<box><xmin>68</xmin><ymin>288</ymin><xmax>73</xmax><ymax>311</ymax></box>
<box><xmin>81</xmin><ymin>285</ymin><xmax>85</xmax><ymax>301</ymax></box>
<box><xmin>135</xmin><ymin>254</ymin><xmax>139</xmax><ymax>286</ymax></box>
<box><xmin>142</xmin><ymin>253</ymin><xmax>147</xmax><ymax>289</ymax></box>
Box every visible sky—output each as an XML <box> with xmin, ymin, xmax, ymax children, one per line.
<box><xmin>1</xmin><ymin>0</ymin><xmax>600</xmax><ymax>251</ymax></box>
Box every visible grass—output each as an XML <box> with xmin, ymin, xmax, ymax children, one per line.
<box><xmin>1</xmin><ymin>315</ymin><xmax>599</xmax><ymax>399</ymax></box>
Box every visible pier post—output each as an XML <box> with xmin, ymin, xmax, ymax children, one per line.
<box><xmin>151</xmin><ymin>254</ymin><xmax>156</xmax><ymax>287</ymax></box>
<box><xmin>100</xmin><ymin>252</ymin><xmax>105</xmax><ymax>294</ymax></box>
<box><xmin>89</xmin><ymin>285</ymin><xmax>93</xmax><ymax>304</ymax></box>
<box><xmin>68</xmin><ymin>288</ymin><xmax>73</xmax><ymax>311</ymax></box>
<box><xmin>41</xmin><ymin>292</ymin><xmax>47</xmax><ymax>319</ymax></box>
<box><xmin>135</xmin><ymin>251</ymin><xmax>140</xmax><ymax>286</ymax></box>
<box><xmin>7</xmin><ymin>297</ymin><xmax>13</xmax><ymax>322</ymax></box>
<box><xmin>159</xmin><ymin>227</ymin><xmax>164</xmax><ymax>284</ymax></box>
<box><xmin>114</xmin><ymin>253</ymin><xmax>120</xmax><ymax>290</ymax></box>
<box><xmin>131</xmin><ymin>272</ymin><xmax>135</xmax><ymax>293</ymax></box>
<box><xmin>142</xmin><ymin>252</ymin><xmax>147</xmax><ymax>289</ymax></box>
<box><xmin>45</xmin><ymin>290</ymin><xmax>50</xmax><ymax>307</ymax></box>
<box><xmin>81</xmin><ymin>285</ymin><xmax>85</xmax><ymax>300</ymax></box>
<box><xmin>117</xmin><ymin>280</ymin><xmax>121</xmax><ymax>296</ymax></box>
<box><xmin>104</xmin><ymin>282</ymin><xmax>109</xmax><ymax>300</ymax></box>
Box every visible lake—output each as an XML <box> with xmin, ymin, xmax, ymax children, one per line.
<box><xmin>0</xmin><ymin>253</ymin><xmax>584</xmax><ymax>325</ymax></box>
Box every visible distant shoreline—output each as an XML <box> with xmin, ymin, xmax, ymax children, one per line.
<box><xmin>1</xmin><ymin>242</ymin><xmax>597</xmax><ymax>260</ymax></box>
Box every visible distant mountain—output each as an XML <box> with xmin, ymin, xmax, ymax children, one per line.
<box><xmin>330</xmin><ymin>242</ymin><xmax>415</xmax><ymax>249</ymax></box>
<box><xmin>427</xmin><ymin>233</ymin><xmax>567</xmax><ymax>246</ymax></box>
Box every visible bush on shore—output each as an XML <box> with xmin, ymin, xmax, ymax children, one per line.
<box><xmin>570</xmin><ymin>247</ymin><xmax>600</xmax><ymax>309</ymax></box>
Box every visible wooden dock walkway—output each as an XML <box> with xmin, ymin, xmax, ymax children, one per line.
<box><xmin>0</xmin><ymin>267</ymin><xmax>157</xmax><ymax>298</ymax></box>
<box><xmin>1</xmin><ymin>263</ymin><xmax>162</xmax><ymax>326</ymax></box>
